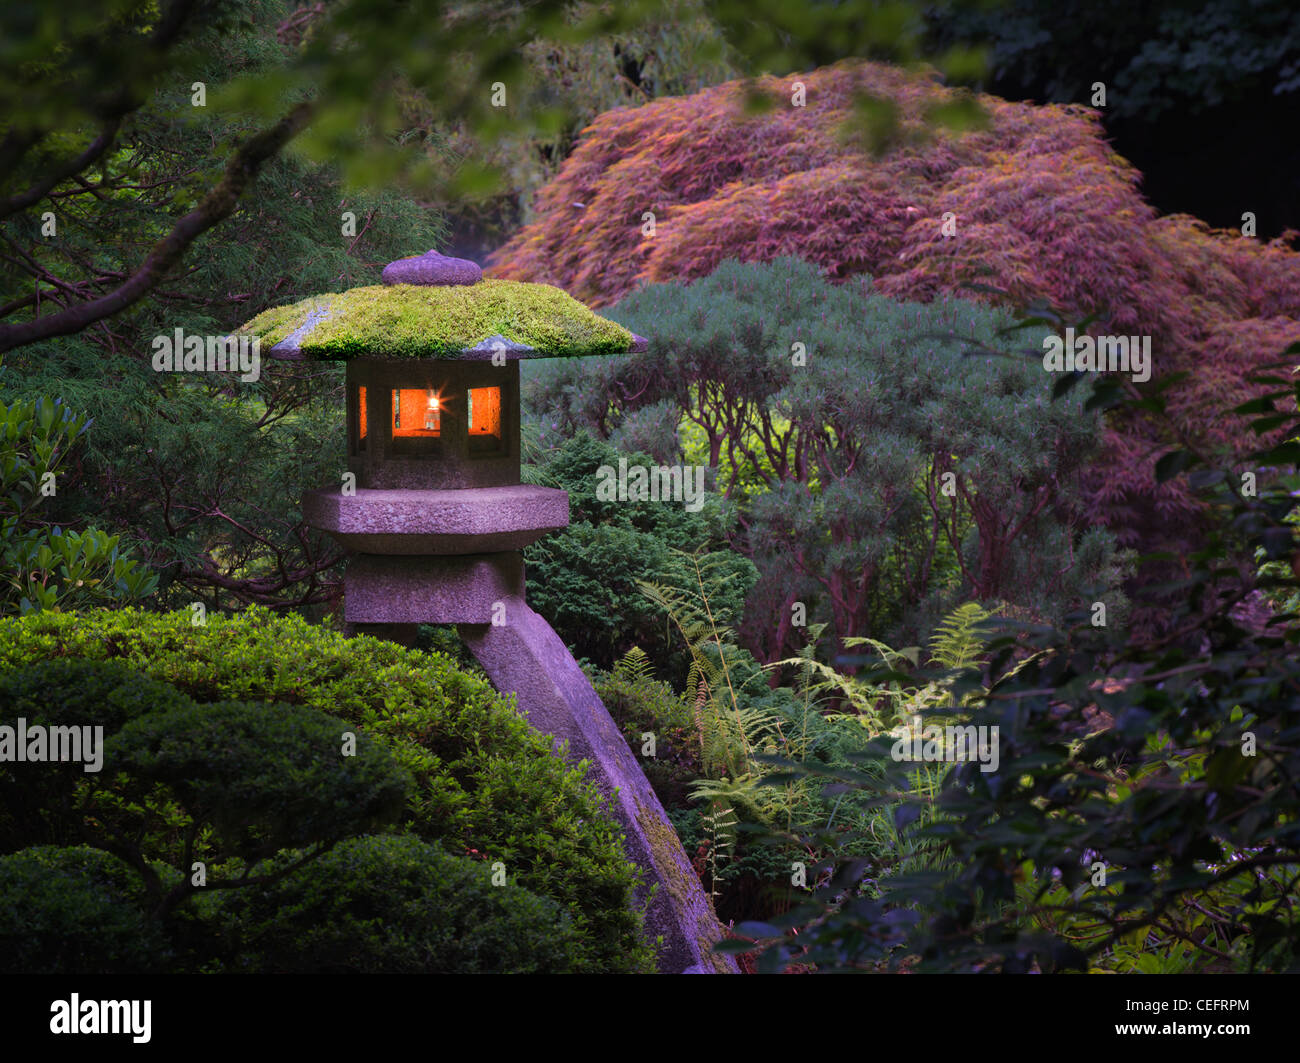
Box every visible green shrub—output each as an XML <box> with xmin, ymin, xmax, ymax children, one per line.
<box><xmin>0</xmin><ymin>606</ymin><xmax>654</xmax><ymax>972</ymax></box>
<box><xmin>0</xmin><ymin>658</ymin><xmax>587</xmax><ymax>975</ymax></box>
<box><xmin>2</xmin><ymin>657</ymin><xmax>414</xmax><ymax>926</ymax></box>
<box><xmin>0</xmin><ymin>846</ymin><xmax>170</xmax><ymax>973</ymax></box>
<box><xmin>109</xmin><ymin>698</ymin><xmax>412</xmax><ymax>865</ymax></box>
<box><xmin>0</xmin><ymin>380</ymin><xmax>157</xmax><ymax>616</ymax></box>
<box><xmin>522</xmin><ymin>432</ymin><xmax>754</xmax><ymax>684</ymax></box>
<box><xmin>0</xmin><ymin>658</ymin><xmax>193</xmax><ymax>852</ymax></box>
<box><xmin>212</xmin><ymin>835</ymin><xmax>585</xmax><ymax>973</ymax></box>
<box><xmin>0</xmin><ymin>656</ymin><xmax>189</xmax><ymax>732</ymax></box>
<box><xmin>593</xmin><ymin>648</ymin><xmax>702</xmax><ymax>802</ymax></box>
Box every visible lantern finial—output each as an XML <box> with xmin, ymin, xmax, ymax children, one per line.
<box><xmin>380</xmin><ymin>249</ymin><xmax>482</xmax><ymax>287</ymax></box>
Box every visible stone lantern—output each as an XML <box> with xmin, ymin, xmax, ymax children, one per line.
<box><xmin>238</xmin><ymin>251</ymin><xmax>735</xmax><ymax>974</ymax></box>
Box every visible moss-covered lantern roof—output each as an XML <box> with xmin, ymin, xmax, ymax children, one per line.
<box><xmin>236</xmin><ymin>250</ymin><xmax>646</xmax><ymax>361</ymax></box>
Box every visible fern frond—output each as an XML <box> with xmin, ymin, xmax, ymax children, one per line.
<box><xmin>842</xmin><ymin>635</ymin><xmax>921</xmax><ymax>669</ymax></box>
<box><xmin>613</xmin><ymin>646</ymin><xmax>654</xmax><ymax>683</ymax></box>
<box><xmin>927</xmin><ymin>602</ymin><xmax>993</xmax><ymax>670</ymax></box>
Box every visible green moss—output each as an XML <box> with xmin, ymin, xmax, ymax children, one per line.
<box><xmin>237</xmin><ymin>280</ymin><xmax>635</xmax><ymax>359</ymax></box>
<box><xmin>634</xmin><ymin>796</ymin><xmax>734</xmax><ymax>973</ymax></box>
<box><xmin>239</xmin><ymin>295</ymin><xmax>334</xmax><ymax>348</ymax></box>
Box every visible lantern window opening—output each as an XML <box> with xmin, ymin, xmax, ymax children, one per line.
<box><xmin>467</xmin><ymin>386</ymin><xmax>503</xmax><ymax>455</ymax></box>
<box><xmin>356</xmin><ymin>385</ymin><xmax>368</xmax><ymax>452</ymax></box>
<box><xmin>393</xmin><ymin>385</ymin><xmax>441</xmax><ymax>439</ymax></box>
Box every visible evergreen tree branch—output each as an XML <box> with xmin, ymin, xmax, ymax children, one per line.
<box><xmin>0</xmin><ymin>119</ymin><xmax>123</xmax><ymax>222</ymax></box>
<box><xmin>0</xmin><ymin>102</ymin><xmax>314</xmax><ymax>354</ymax></box>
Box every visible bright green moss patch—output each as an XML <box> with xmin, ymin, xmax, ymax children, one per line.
<box><xmin>238</xmin><ymin>295</ymin><xmax>334</xmax><ymax>348</ymax></box>
<box><xmin>238</xmin><ymin>280</ymin><xmax>635</xmax><ymax>358</ymax></box>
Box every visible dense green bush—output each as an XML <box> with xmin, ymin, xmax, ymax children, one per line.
<box><xmin>0</xmin><ymin>652</ymin><xmax>605</xmax><ymax>973</ymax></box>
<box><xmin>109</xmin><ymin>698</ymin><xmax>412</xmax><ymax>867</ymax></box>
<box><xmin>212</xmin><ymin>835</ymin><xmax>585</xmax><ymax>974</ymax></box>
<box><xmin>1</xmin><ymin>656</ymin><xmax>413</xmax><ymax>928</ymax></box>
<box><xmin>0</xmin><ymin>658</ymin><xmax>193</xmax><ymax>852</ymax></box>
<box><xmin>0</xmin><ymin>378</ymin><xmax>157</xmax><ymax>615</ymax></box>
<box><xmin>0</xmin><ymin>846</ymin><xmax>171</xmax><ymax>974</ymax></box>
<box><xmin>0</xmin><ymin>656</ymin><xmax>187</xmax><ymax>733</ymax></box>
<box><xmin>0</xmin><ymin>606</ymin><xmax>653</xmax><ymax>972</ymax></box>
<box><xmin>523</xmin><ymin>432</ymin><xmax>756</xmax><ymax>684</ymax></box>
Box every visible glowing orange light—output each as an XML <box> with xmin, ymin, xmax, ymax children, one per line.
<box><xmin>468</xmin><ymin>387</ymin><xmax>501</xmax><ymax>437</ymax></box>
<box><xmin>393</xmin><ymin>388</ymin><xmax>440</xmax><ymax>437</ymax></box>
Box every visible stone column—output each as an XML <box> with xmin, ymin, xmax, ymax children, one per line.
<box><xmin>460</xmin><ymin>601</ymin><xmax>736</xmax><ymax>973</ymax></box>
<box><xmin>305</xmin><ymin>485</ymin><xmax>738</xmax><ymax>973</ymax></box>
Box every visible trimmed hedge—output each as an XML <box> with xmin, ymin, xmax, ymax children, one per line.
<box><xmin>0</xmin><ymin>658</ymin><xmax>194</xmax><ymax>852</ymax></box>
<box><xmin>109</xmin><ymin>698</ymin><xmax>412</xmax><ymax>864</ymax></box>
<box><xmin>1</xmin><ymin>657</ymin><xmax>412</xmax><ymax>880</ymax></box>
<box><xmin>0</xmin><ymin>606</ymin><xmax>654</xmax><ymax>973</ymax></box>
<box><xmin>0</xmin><ymin>846</ymin><xmax>171</xmax><ymax>974</ymax></box>
<box><xmin>0</xmin><ymin>659</ymin><xmax>584</xmax><ymax>973</ymax></box>
<box><xmin>211</xmin><ymin>834</ymin><xmax>585</xmax><ymax>973</ymax></box>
